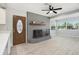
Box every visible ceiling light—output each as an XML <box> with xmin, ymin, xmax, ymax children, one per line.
<box><xmin>50</xmin><ymin>11</ymin><xmax>52</xmax><ymax>13</ymax></box>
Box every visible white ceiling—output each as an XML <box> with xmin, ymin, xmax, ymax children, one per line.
<box><xmin>5</xmin><ymin>3</ymin><xmax>79</xmax><ymax>17</ymax></box>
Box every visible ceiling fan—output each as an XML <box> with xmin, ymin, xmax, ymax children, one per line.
<box><xmin>42</xmin><ymin>3</ymin><xmax>62</xmax><ymax>14</ymax></box>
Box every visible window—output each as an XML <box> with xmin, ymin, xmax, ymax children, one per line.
<box><xmin>57</xmin><ymin>20</ymin><xmax>66</xmax><ymax>30</ymax></box>
<box><xmin>51</xmin><ymin>25</ymin><xmax>55</xmax><ymax>30</ymax></box>
<box><xmin>50</xmin><ymin>17</ymin><xmax>79</xmax><ymax>30</ymax></box>
<box><xmin>66</xmin><ymin>18</ymin><xmax>79</xmax><ymax>29</ymax></box>
<box><xmin>51</xmin><ymin>20</ymin><xmax>56</xmax><ymax>30</ymax></box>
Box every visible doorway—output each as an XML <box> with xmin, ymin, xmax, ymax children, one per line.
<box><xmin>13</xmin><ymin>15</ymin><xmax>26</xmax><ymax>45</ymax></box>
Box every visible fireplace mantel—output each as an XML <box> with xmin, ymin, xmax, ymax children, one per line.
<box><xmin>29</xmin><ymin>21</ymin><xmax>45</xmax><ymax>25</ymax></box>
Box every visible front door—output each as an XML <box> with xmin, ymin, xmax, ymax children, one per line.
<box><xmin>13</xmin><ymin>15</ymin><xmax>26</xmax><ymax>45</ymax></box>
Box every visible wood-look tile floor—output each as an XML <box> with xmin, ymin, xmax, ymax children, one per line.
<box><xmin>10</xmin><ymin>37</ymin><xmax>79</xmax><ymax>55</ymax></box>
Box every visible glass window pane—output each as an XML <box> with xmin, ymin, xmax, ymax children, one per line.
<box><xmin>51</xmin><ymin>20</ymin><xmax>56</xmax><ymax>30</ymax></box>
<box><xmin>57</xmin><ymin>19</ymin><xmax>66</xmax><ymax>30</ymax></box>
<box><xmin>67</xmin><ymin>17</ymin><xmax>79</xmax><ymax>29</ymax></box>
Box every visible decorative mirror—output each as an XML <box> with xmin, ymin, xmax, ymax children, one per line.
<box><xmin>17</xmin><ymin>19</ymin><xmax>23</xmax><ymax>34</ymax></box>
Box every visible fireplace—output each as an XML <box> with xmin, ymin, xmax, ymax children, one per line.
<box><xmin>33</xmin><ymin>30</ymin><xmax>42</xmax><ymax>38</ymax></box>
<box><xmin>33</xmin><ymin>29</ymin><xmax>50</xmax><ymax>38</ymax></box>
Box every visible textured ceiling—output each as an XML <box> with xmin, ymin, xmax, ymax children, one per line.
<box><xmin>5</xmin><ymin>3</ymin><xmax>79</xmax><ymax>17</ymax></box>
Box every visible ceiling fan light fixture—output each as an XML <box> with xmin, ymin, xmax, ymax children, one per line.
<box><xmin>50</xmin><ymin>11</ymin><xmax>52</xmax><ymax>13</ymax></box>
<box><xmin>42</xmin><ymin>4</ymin><xmax>62</xmax><ymax>14</ymax></box>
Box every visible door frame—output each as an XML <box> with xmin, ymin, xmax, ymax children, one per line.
<box><xmin>13</xmin><ymin>15</ymin><xmax>27</xmax><ymax>45</ymax></box>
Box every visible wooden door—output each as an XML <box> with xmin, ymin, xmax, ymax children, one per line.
<box><xmin>13</xmin><ymin>15</ymin><xmax>26</xmax><ymax>45</ymax></box>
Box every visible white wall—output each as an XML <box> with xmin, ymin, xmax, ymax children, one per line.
<box><xmin>56</xmin><ymin>30</ymin><xmax>79</xmax><ymax>38</ymax></box>
<box><xmin>6</xmin><ymin>7</ymin><xmax>27</xmax><ymax>48</ymax></box>
<box><xmin>0</xmin><ymin>7</ymin><xmax>27</xmax><ymax>54</ymax></box>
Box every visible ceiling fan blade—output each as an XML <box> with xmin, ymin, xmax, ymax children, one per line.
<box><xmin>42</xmin><ymin>10</ymin><xmax>50</xmax><ymax>11</ymax></box>
<box><xmin>46</xmin><ymin>11</ymin><xmax>50</xmax><ymax>14</ymax></box>
<box><xmin>53</xmin><ymin>8</ymin><xmax>62</xmax><ymax>10</ymax></box>
<box><xmin>53</xmin><ymin>11</ymin><xmax>57</xmax><ymax>14</ymax></box>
